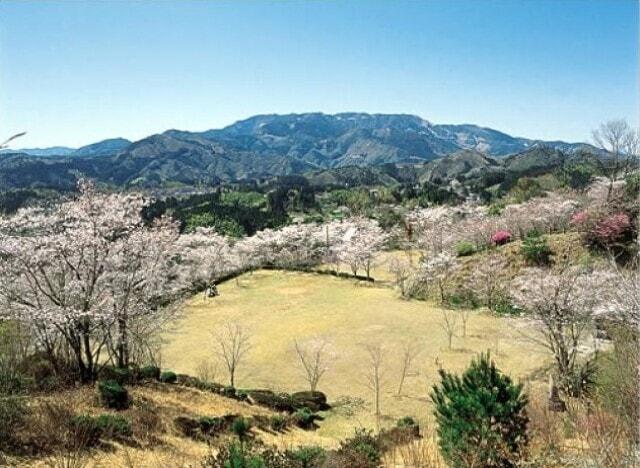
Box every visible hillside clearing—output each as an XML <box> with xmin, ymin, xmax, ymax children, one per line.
<box><xmin>163</xmin><ymin>269</ymin><xmax>549</xmax><ymax>440</ymax></box>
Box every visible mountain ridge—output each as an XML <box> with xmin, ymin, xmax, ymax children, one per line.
<box><xmin>0</xmin><ymin>112</ymin><xmax>598</xmax><ymax>190</ymax></box>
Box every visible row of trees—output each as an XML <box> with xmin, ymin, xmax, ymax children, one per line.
<box><xmin>0</xmin><ymin>182</ymin><xmax>390</xmax><ymax>383</ymax></box>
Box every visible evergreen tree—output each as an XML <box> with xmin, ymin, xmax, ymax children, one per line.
<box><xmin>431</xmin><ymin>353</ymin><xmax>528</xmax><ymax>467</ymax></box>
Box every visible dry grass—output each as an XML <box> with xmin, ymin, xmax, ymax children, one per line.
<box><xmin>163</xmin><ymin>268</ymin><xmax>550</xmax><ymax>441</ymax></box>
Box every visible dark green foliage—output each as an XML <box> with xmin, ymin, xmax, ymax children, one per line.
<box><xmin>269</xmin><ymin>414</ymin><xmax>288</xmax><ymax>432</ymax></box>
<box><xmin>293</xmin><ymin>407</ymin><xmax>317</xmax><ymax>429</ymax></box>
<box><xmin>159</xmin><ymin>370</ymin><xmax>177</xmax><ymax>383</ymax></box>
<box><xmin>202</xmin><ymin>441</ymin><xmax>303</xmax><ymax>468</ymax></box>
<box><xmin>138</xmin><ymin>365</ymin><xmax>161</xmax><ymax>380</ymax></box>
<box><xmin>564</xmin><ymin>359</ymin><xmax>597</xmax><ymax>398</ymax></box>
<box><xmin>487</xmin><ymin>202</ymin><xmax>505</xmax><ymax>216</ymax></box>
<box><xmin>97</xmin><ymin>380</ymin><xmax>130</xmax><ymax>410</ymax></box>
<box><xmin>396</xmin><ymin>416</ymin><xmax>418</xmax><ymax>428</ymax></box>
<box><xmin>492</xmin><ymin>293</ymin><xmax>521</xmax><ymax>316</ymax></box>
<box><xmin>557</xmin><ymin>163</ymin><xmax>595</xmax><ymax>191</ymax></box>
<box><xmin>455</xmin><ymin>241</ymin><xmax>476</xmax><ymax>257</ymax></box>
<box><xmin>71</xmin><ymin>414</ymin><xmax>132</xmax><ymax>446</ymax></box>
<box><xmin>231</xmin><ymin>417</ymin><xmax>252</xmax><ymax>441</ymax></box>
<box><xmin>509</xmin><ymin>177</ymin><xmax>544</xmax><ymax>203</ymax></box>
<box><xmin>333</xmin><ymin>428</ymin><xmax>382</xmax><ymax>468</ymax></box>
<box><xmin>222</xmin><ymin>386</ymin><xmax>237</xmax><ymax>398</ymax></box>
<box><xmin>0</xmin><ymin>396</ymin><xmax>28</xmax><ymax>451</ymax></box>
<box><xmin>287</xmin><ymin>445</ymin><xmax>327</xmax><ymax>467</ymax></box>
<box><xmin>99</xmin><ymin>366</ymin><xmax>131</xmax><ymax>385</ymax></box>
<box><xmin>520</xmin><ymin>230</ymin><xmax>552</xmax><ymax>265</ymax></box>
<box><xmin>625</xmin><ymin>172</ymin><xmax>640</xmax><ymax>199</ymax></box>
<box><xmin>143</xmin><ymin>191</ymin><xmax>287</xmax><ymax>237</ymax></box>
<box><xmin>445</xmin><ymin>288</ymin><xmax>480</xmax><ymax>309</ymax></box>
<box><xmin>199</xmin><ymin>416</ymin><xmax>225</xmax><ymax>434</ymax></box>
<box><xmin>418</xmin><ymin>182</ymin><xmax>463</xmax><ymax>206</ymax></box>
<box><xmin>431</xmin><ymin>353</ymin><xmax>528</xmax><ymax>467</ymax></box>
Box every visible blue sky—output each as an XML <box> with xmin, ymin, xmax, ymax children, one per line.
<box><xmin>0</xmin><ymin>0</ymin><xmax>637</xmax><ymax>148</ymax></box>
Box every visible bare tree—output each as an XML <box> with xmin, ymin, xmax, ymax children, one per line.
<box><xmin>592</xmin><ymin>119</ymin><xmax>640</xmax><ymax>199</ymax></box>
<box><xmin>294</xmin><ymin>337</ymin><xmax>333</xmax><ymax>392</ymax></box>
<box><xmin>0</xmin><ymin>131</ymin><xmax>26</xmax><ymax>149</ymax></box>
<box><xmin>459</xmin><ymin>308</ymin><xmax>472</xmax><ymax>338</ymax></box>
<box><xmin>440</xmin><ymin>309</ymin><xmax>458</xmax><ymax>351</ymax></box>
<box><xmin>396</xmin><ymin>339</ymin><xmax>422</xmax><ymax>396</ymax></box>
<box><xmin>212</xmin><ymin>322</ymin><xmax>251</xmax><ymax>388</ymax></box>
<box><xmin>363</xmin><ymin>343</ymin><xmax>385</xmax><ymax>424</ymax></box>
<box><xmin>195</xmin><ymin>359</ymin><xmax>219</xmax><ymax>383</ymax></box>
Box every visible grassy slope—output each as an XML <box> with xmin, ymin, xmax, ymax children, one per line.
<box><xmin>163</xmin><ymin>269</ymin><xmax>549</xmax><ymax>441</ymax></box>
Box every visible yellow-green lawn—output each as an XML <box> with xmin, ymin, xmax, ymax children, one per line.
<box><xmin>163</xmin><ymin>269</ymin><xmax>549</xmax><ymax>442</ymax></box>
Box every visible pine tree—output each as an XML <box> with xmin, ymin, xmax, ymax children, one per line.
<box><xmin>430</xmin><ymin>352</ymin><xmax>528</xmax><ymax>467</ymax></box>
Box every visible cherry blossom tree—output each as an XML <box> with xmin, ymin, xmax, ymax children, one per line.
<box><xmin>510</xmin><ymin>266</ymin><xmax>614</xmax><ymax>391</ymax></box>
<box><xmin>470</xmin><ymin>253</ymin><xmax>508</xmax><ymax>311</ymax></box>
<box><xmin>177</xmin><ymin>227</ymin><xmax>235</xmax><ymax>290</ymax></box>
<box><xmin>418</xmin><ymin>251</ymin><xmax>459</xmax><ymax>302</ymax></box>
<box><xmin>333</xmin><ymin>217</ymin><xmax>388</xmax><ymax>278</ymax></box>
<box><xmin>0</xmin><ymin>181</ymin><xmax>183</xmax><ymax>380</ymax></box>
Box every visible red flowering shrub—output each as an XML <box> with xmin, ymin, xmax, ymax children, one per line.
<box><xmin>491</xmin><ymin>230</ymin><xmax>512</xmax><ymax>246</ymax></box>
<box><xmin>588</xmin><ymin>213</ymin><xmax>632</xmax><ymax>248</ymax></box>
<box><xmin>570</xmin><ymin>211</ymin><xmax>589</xmax><ymax>227</ymax></box>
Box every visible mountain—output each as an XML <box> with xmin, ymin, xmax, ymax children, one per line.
<box><xmin>0</xmin><ymin>146</ymin><xmax>75</xmax><ymax>157</ymax></box>
<box><xmin>73</xmin><ymin>138</ymin><xmax>131</xmax><ymax>157</ymax></box>
<box><xmin>0</xmin><ymin>113</ymin><xmax>597</xmax><ymax>190</ymax></box>
<box><xmin>419</xmin><ymin>149</ymin><xmax>505</xmax><ymax>184</ymax></box>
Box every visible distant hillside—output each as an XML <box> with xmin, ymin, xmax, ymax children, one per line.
<box><xmin>0</xmin><ymin>112</ymin><xmax>597</xmax><ymax>190</ymax></box>
<box><xmin>73</xmin><ymin>138</ymin><xmax>131</xmax><ymax>157</ymax></box>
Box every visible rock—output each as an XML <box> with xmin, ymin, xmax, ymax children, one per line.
<box><xmin>247</xmin><ymin>390</ymin><xmax>295</xmax><ymax>412</ymax></box>
<box><xmin>291</xmin><ymin>391</ymin><xmax>330</xmax><ymax>411</ymax></box>
<box><xmin>173</xmin><ymin>416</ymin><xmax>200</xmax><ymax>439</ymax></box>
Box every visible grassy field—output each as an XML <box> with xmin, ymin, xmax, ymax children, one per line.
<box><xmin>163</xmin><ymin>268</ymin><xmax>550</xmax><ymax>442</ymax></box>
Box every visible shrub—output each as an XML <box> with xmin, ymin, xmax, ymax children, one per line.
<box><xmin>491</xmin><ymin>230</ymin><xmax>512</xmax><ymax>246</ymax></box>
<box><xmin>520</xmin><ymin>230</ymin><xmax>552</xmax><ymax>265</ymax></box>
<box><xmin>625</xmin><ymin>172</ymin><xmax>640</xmax><ymax>199</ymax></box>
<box><xmin>199</xmin><ymin>416</ymin><xmax>224</xmax><ymax>434</ymax></box>
<box><xmin>222</xmin><ymin>386</ymin><xmax>237</xmax><ymax>398</ymax></box>
<box><xmin>202</xmin><ymin>441</ymin><xmax>297</xmax><ymax>468</ymax></box>
<box><xmin>587</xmin><ymin>212</ymin><xmax>633</xmax><ymax>249</ymax></box>
<box><xmin>455</xmin><ymin>241</ymin><xmax>476</xmax><ymax>257</ymax></box>
<box><xmin>159</xmin><ymin>370</ymin><xmax>177</xmax><ymax>383</ymax></box>
<box><xmin>0</xmin><ymin>396</ymin><xmax>28</xmax><ymax>452</ymax></box>
<box><xmin>570</xmin><ymin>210</ymin><xmax>589</xmax><ymax>227</ymax></box>
<box><xmin>492</xmin><ymin>293</ymin><xmax>521</xmax><ymax>316</ymax></box>
<box><xmin>334</xmin><ymin>428</ymin><xmax>381</xmax><ymax>468</ymax></box>
<box><xmin>99</xmin><ymin>366</ymin><xmax>131</xmax><ymax>385</ymax></box>
<box><xmin>138</xmin><ymin>365</ymin><xmax>161</xmax><ymax>380</ymax></box>
<box><xmin>287</xmin><ymin>445</ymin><xmax>327</xmax><ymax>467</ymax></box>
<box><xmin>564</xmin><ymin>359</ymin><xmax>597</xmax><ymax>398</ymax></box>
<box><xmin>445</xmin><ymin>288</ymin><xmax>480</xmax><ymax>309</ymax></box>
<box><xmin>487</xmin><ymin>203</ymin><xmax>505</xmax><ymax>216</ymax></box>
<box><xmin>71</xmin><ymin>414</ymin><xmax>132</xmax><ymax>446</ymax></box>
<box><xmin>269</xmin><ymin>414</ymin><xmax>288</xmax><ymax>432</ymax></box>
<box><xmin>293</xmin><ymin>407</ymin><xmax>317</xmax><ymax>429</ymax></box>
<box><xmin>397</xmin><ymin>416</ymin><xmax>418</xmax><ymax>428</ymax></box>
<box><xmin>97</xmin><ymin>379</ymin><xmax>130</xmax><ymax>410</ymax></box>
<box><xmin>431</xmin><ymin>353</ymin><xmax>528</xmax><ymax>467</ymax></box>
<box><xmin>231</xmin><ymin>417</ymin><xmax>252</xmax><ymax>441</ymax></box>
